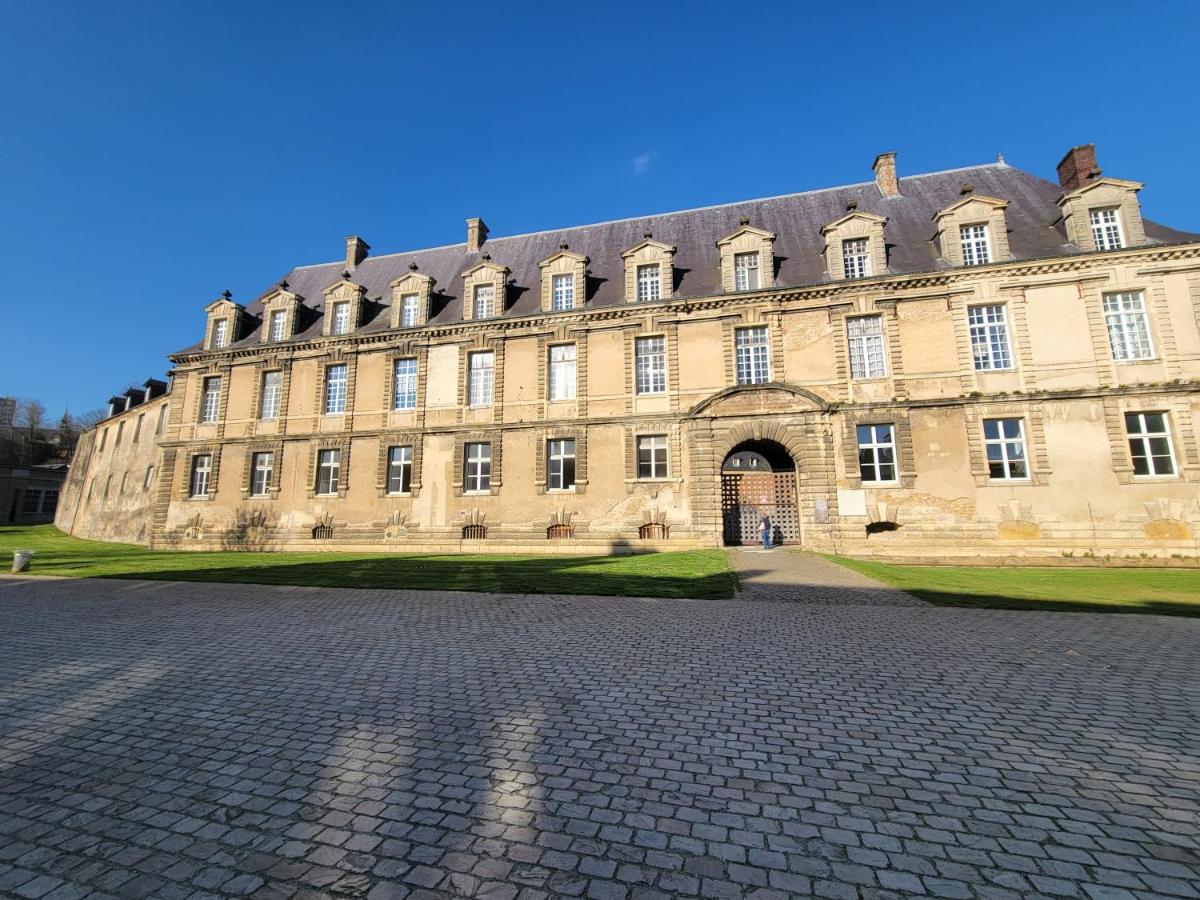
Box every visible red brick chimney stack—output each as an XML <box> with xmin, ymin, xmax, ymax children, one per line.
<box><xmin>1056</xmin><ymin>144</ymin><xmax>1101</xmax><ymax>191</ymax></box>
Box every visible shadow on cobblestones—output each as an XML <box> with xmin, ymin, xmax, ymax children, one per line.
<box><xmin>1</xmin><ymin>577</ymin><xmax>1198</xmax><ymax>900</ymax></box>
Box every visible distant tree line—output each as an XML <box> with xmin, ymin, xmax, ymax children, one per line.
<box><xmin>0</xmin><ymin>397</ymin><xmax>105</xmax><ymax>466</ymax></box>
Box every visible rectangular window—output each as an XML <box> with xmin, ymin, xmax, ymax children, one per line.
<box><xmin>960</xmin><ymin>224</ymin><xmax>991</xmax><ymax>266</ymax></box>
<box><xmin>387</xmin><ymin>445</ymin><xmax>413</xmax><ymax>494</ymax></box>
<box><xmin>200</xmin><ymin>377</ymin><xmax>221</xmax><ymax>423</ymax></box>
<box><xmin>400</xmin><ymin>294</ymin><xmax>420</xmax><ymax>327</ymax></box>
<box><xmin>393</xmin><ymin>358</ymin><xmax>418</xmax><ymax>410</ymax></box>
<box><xmin>842</xmin><ymin>238</ymin><xmax>871</xmax><ymax>279</ymax></box>
<box><xmin>134</xmin><ymin>413</ymin><xmax>144</xmax><ymax>443</ymax></box>
<box><xmin>635</xmin><ymin>336</ymin><xmax>666</xmax><ymax>395</ymax></box>
<box><xmin>22</xmin><ymin>490</ymin><xmax>41</xmax><ymax>514</ymax></box>
<box><xmin>473</xmin><ymin>284</ymin><xmax>495</xmax><ymax>320</ymax></box>
<box><xmin>115</xmin><ymin>421</ymin><xmax>124</xmax><ymax>446</ymax></box>
<box><xmin>331</xmin><ymin>302</ymin><xmax>351</xmax><ymax>335</ymax></box>
<box><xmin>547</xmin><ymin>438</ymin><xmax>576</xmax><ymax>491</ymax></box>
<box><xmin>98</xmin><ymin>428</ymin><xmax>107</xmax><ymax>451</ymax></box>
<box><xmin>734</xmin><ymin>326</ymin><xmax>770</xmax><ymax>385</ymax></box>
<box><xmin>636</xmin><ymin>264</ymin><xmax>661</xmax><ymax>302</ymax></box>
<box><xmin>983</xmin><ymin>418</ymin><xmax>1029</xmax><ymax>481</ymax></box>
<box><xmin>1103</xmin><ymin>291</ymin><xmax>1154</xmax><ymax>361</ymax></box>
<box><xmin>1125</xmin><ymin>412</ymin><xmax>1176</xmax><ymax>477</ymax></box>
<box><xmin>324</xmin><ymin>364</ymin><xmax>347</xmax><ymax>415</ymax></box>
<box><xmin>143</xmin><ymin>465</ymin><xmax>155</xmax><ymax>491</ymax></box>
<box><xmin>464</xmin><ymin>442</ymin><xmax>491</xmax><ymax>493</ymax></box>
<box><xmin>250</xmin><ymin>452</ymin><xmax>274</xmax><ymax>496</ymax></box>
<box><xmin>189</xmin><ymin>454</ymin><xmax>212</xmax><ymax>497</ymax></box>
<box><xmin>213</xmin><ymin>319</ymin><xmax>229</xmax><ymax>348</ymax></box>
<box><xmin>968</xmin><ymin>305</ymin><xmax>1013</xmax><ymax>371</ymax></box>
<box><xmin>1090</xmin><ymin>208</ymin><xmax>1125</xmax><ymax>251</ymax></box>
<box><xmin>42</xmin><ymin>490</ymin><xmax>58</xmax><ymax>515</ymax></box>
<box><xmin>734</xmin><ymin>252</ymin><xmax>760</xmax><ymax>291</ymax></box>
<box><xmin>260</xmin><ymin>370</ymin><xmax>282</xmax><ymax>419</ymax></box>
<box><xmin>269</xmin><ymin>310</ymin><xmax>287</xmax><ymax>342</ymax></box>
<box><xmin>551</xmin><ymin>274</ymin><xmax>574</xmax><ymax>311</ymax></box>
<box><xmin>856</xmin><ymin>424</ymin><xmax>897</xmax><ymax>483</ymax></box>
<box><xmin>155</xmin><ymin>405</ymin><xmax>167</xmax><ymax>435</ymax></box>
<box><xmin>468</xmin><ymin>352</ymin><xmax>494</xmax><ymax>407</ymax></box>
<box><xmin>637</xmin><ymin>435</ymin><xmax>669</xmax><ymax>479</ymax></box>
<box><xmin>548</xmin><ymin>344</ymin><xmax>577</xmax><ymax>401</ymax></box>
<box><xmin>120</xmin><ymin>472</ymin><xmax>129</xmax><ymax>494</ymax></box>
<box><xmin>847</xmin><ymin>316</ymin><xmax>887</xmax><ymax>379</ymax></box>
<box><xmin>316</xmin><ymin>449</ymin><xmax>340</xmax><ymax>495</ymax></box>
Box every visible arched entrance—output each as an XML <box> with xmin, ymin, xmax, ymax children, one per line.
<box><xmin>720</xmin><ymin>440</ymin><xmax>800</xmax><ymax>546</ymax></box>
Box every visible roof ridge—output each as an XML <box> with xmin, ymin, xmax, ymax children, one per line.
<box><xmin>290</xmin><ymin>161</ymin><xmax>1007</xmax><ymax>271</ymax></box>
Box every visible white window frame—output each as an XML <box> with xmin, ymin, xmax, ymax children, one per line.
<box><xmin>189</xmin><ymin>454</ymin><xmax>212</xmax><ymax>497</ymax></box>
<box><xmin>847</xmin><ymin>316</ymin><xmax>887</xmax><ymax>380</ymax></box>
<box><xmin>387</xmin><ymin>445</ymin><xmax>414</xmax><ymax>494</ymax></box>
<box><xmin>259</xmin><ymin>370</ymin><xmax>282</xmax><ymax>420</ymax></box>
<box><xmin>315</xmin><ymin>449</ymin><xmax>341</xmax><ymax>495</ymax></box>
<box><xmin>983</xmin><ymin>417</ymin><xmax>1030</xmax><ymax>481</ymax></box>
<box><xmin>548</xmin><ymin>344</ymin><xmax>577</xmax><ymax>401</ymax></box>
<box><xmin>635</xmin><ymin>336</ymin><xmax>667</xmax><ymax>395</ymax></box>
<box><xmin>636</xmin><ymin>435</ymin><xmax>669</xmax><ymax>479</ymax></box>
<box><xmin>464</xmin><ymin>442</ymin><xmax>491</xmax><ymax>493</ymax></box>
<box><xmin>547</xmin><ymin>438</ymin><xmax>576</xmax><ymax>492</ymax></box>
<box><xmin>200</xmin><ymin>377</ymin><xmax>221</xmax><ymax>424</ymax></box>
<box><xmin>636</xmin><ymin>264</ymin><xmax>661</xmax><ymax>302</ymax></box>
<box><xmin>324</xmin><ymin>364</ymin><xmax>347</xmax><ymax>415</ymax></box>
<box><xmin>968</xmin><ymin>305</ymin><xmax>1013</xmax><ymax>371</ymax></box>
<box><xmin>1090</xmin><ymin>208</ymin><xmax>1125</xmax><ymax>251</ymax></box>
<box><xmin>400</xmin><ymin>294</ymin><xmax>420</xmax><ymax>328</ymax></box>
<box><xmin>842</xmin><ymin>238</ymin><xmax>871</xmax><ymax>279</ymax></box>
<box><xmin>331</xmin><ymin>302</ymin><xmax>351</xmax><ymax>335</ymax></box>
<box><xmin>733</xmin><ymin>252</ymin><xmax>760</xmax><ymax>291</ymax></box>
<box><xmin>473</xmin><ymin>284</ymin><xmax>495</xmax><ymax>320</ymax></box>
<box><xmin>734</xmin><ymin>326</ymin><xmax>770</xmax><ymax>385</ymax></box>
<box><xmin>1125</xmin><ymin>412</ymin><xmax>1177</xmax><ymax>478</ymax></box>
<box><xmin>393</xmin><ymin>358</ymin><xmax>418</xmax><ymax>411</ymax></box>
<box><xmin>960</xmin><ymin>223</ymin><xmax>991</xmax><ymax>266</ymax></box>
<box><xmin>1103</xmin><ymin>291</ymin><xmax>1154</xmax><ymax>361</ymax></box>
<box><xmin>468</xmin><ymin>352</ymin><xmax>495</xmax><ymax>407</ymax></box>
<box><xmin>856</xmin><ymin>424</ymin><xmax>897</xmax><ymax>484</ymax></box>
<box><xmin>212</xmin><ymin>319</ymin><xmax>229</xmax><ymax>348</ymax></box>
<box><xmin>250</xmin><ymin>452</ymin><xmax>273</xmax><ymax>497</ymax></box>
<box><xmin>269</xmin><ymin>310</ymin><xmax>287</xmax><ymax>342</ymax></box>
<box><xmin>551</xmin><ymin>274</ymin><xmax>574</xmax><ymax>312</ymax></box>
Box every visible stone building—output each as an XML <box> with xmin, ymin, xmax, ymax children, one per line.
<box><xmin>57</xmin><ymin>146</ymin><xmax>1200</xmax><ymax>561</ymax></box>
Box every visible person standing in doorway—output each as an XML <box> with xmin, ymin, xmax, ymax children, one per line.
<box><xmin>760</xmin><ymin>514</ymin><xmax>772</xmax><ymax>550</ymax></box>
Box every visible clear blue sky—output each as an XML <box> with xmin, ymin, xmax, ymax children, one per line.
<box><xmin>2</xmin><ymin>0</ymin><xmax>1198</xmax><ymax>418</ymax></box>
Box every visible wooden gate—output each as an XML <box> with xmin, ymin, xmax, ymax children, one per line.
<box><xmin>721</xmin><ymin>470</ymin><xmax>800</xmax><ymax>546</ymax></box>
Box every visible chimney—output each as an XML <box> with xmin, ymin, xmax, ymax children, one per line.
<box><xmin>466</xmin><ymin>217</ymin><xmax>489</xmax><ymax>252</ymax></box>
<box><xmin>873</xmin><ymin>152</ymin><xmax>899</xmax><ymax>197</ymax></box>
<box><xmin>1057</xmin><ymin>144</ymin><xmax>1101</xmax><ymax>192</ymax></box>
<box><xmin>345</xmin><ymin>235</ymin><xmax>370</xmax><ymax>270</ymax></box>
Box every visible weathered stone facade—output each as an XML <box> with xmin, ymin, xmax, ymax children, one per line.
<box><xmin>58</xmin><ymin>147</ymin><xmax>1200</xmax><ymax>561</ymax></box>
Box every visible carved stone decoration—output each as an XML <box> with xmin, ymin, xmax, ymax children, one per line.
<box><xmin>997</xmin><ymin>499</ymin><xmax>1040</xmax><ymax>540</ymax></box>
<box><xmin>383</xmin><ymin>510</ymin><xmax>410</xmax><ymax>542</ymax></box>
<box><xmin>312</xmin><ymin>511</ymin><xmax>335</xmax><ymax>540</ymax></box>
<box><xmin>639</xmin><ymin>506</ymin><xmax>670</xmax><ymax>540</ymax></box>
<box><xmin>182</xmin><ymin>513</ymin><xmax>204</xmax><ymax>541</ymax></box>
<box><xmin>1142</xmin><ymin>498</ymin><xmax>1193</xmax><ymax>541</ymax></box>
<box><xmin>226</xmin><ymin>508</ymin><xmax>273</xmax><ymax>551</ymax></box>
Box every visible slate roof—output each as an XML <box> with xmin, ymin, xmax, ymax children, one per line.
<box><xmin>178</xmin><ymin>161</ymin><xmax>1199</xmax><ymax>356</ymax></box>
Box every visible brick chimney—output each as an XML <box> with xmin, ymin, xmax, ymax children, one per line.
<box><xmin>873</xmin><ymin>152</ymin><xmax>899</xmax><ymax>197</ymax></box>
<box><xmin>466</xmin><ymin>217</ymin><xmax>489</xmax><ymax>252</ymax></box>
<box><xmin>345</xmin><ymin>235</ymin><xmax>370</xmax><ymax>270</ymax></box>
<box><xmin>1056</xmin><ymin>144</ymin><xmax>1101</xmax><ymax>192</ymax></box>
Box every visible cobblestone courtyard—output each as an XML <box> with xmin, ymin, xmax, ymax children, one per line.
<box><xmin>1</xmin><ymin>567</ymin><xmax>1198</xmax><ymax>900</ymax></box>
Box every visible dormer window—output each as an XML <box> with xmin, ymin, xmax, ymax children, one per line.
<box><xmin>842</xmin><ymin>239</ymin><xmax>870</xmax><ymax>278</ymax></box>
<box><xmin>259</xmin><ymin>285</ymin><xmax>303</xmax><ymax>344</ymax></box>
<box><xmin>960</xmin><ymin>224</ymin><xmax>991</xmax><ymax>266</ymax></box>
<box><xmin>212</xmin><ymin>319</ymin><xmax>229</xmax><ymax>348</ymax></box>
<box><xmin>734</xmin><ymin>253</ymin><xmax>760</xmax><ymax>291</ymax></box>
<box><xmin>320</xmin><ymin>278</ymin><xmax>366</xmax><ymax>337</ymax></box>
<box><xmin>1090</xmin><ymin>208</ymin><xmax>1124</xmax><ymax>251</ymax></box>
<box><xmin>269</xmin><ymin>311</ymin><xmax>287</xmax><ymax>342</ymax></box>
<box><xmin>552</xmin><ymin>274</ymin><xmax>574</xmax><ymax>311</ymax></box>
<box><xmin>637</xmin><ymin>265</ymin><xmax>661</xmax><ymax>302</ymax></box>
<box><xmin>204</xmin><ymin>293</ymin><xmax>245</xmax><ymax>350</ymax></box>
<box><xmin>538</xmin><ymin>248</ymin><xmax>587</xmax><ymax>312</ymax></box>
<box><xmin>331</xmin><ymin>302</ymin><xmax>351</xmax><ymax>335</ymax></box>
<box><xmin>400</xmin><ymin>294</ymin><xmax>420</xmax><ymax>327</ymax></box>
<box><xmin>474</xmin><ymin>284</ymin><xmax>495</xmax><ymax>319</ymax></box>
<box><xmin>388</xmin><ymin>270</ymin><xmax>435</xmax><ymax>329</ymax></box>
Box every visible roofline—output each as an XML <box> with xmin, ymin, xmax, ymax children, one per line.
<box><xmin>291</xmin><ymin>161</ymin><xmax>1008</xmax><ymax>271</ymax></box>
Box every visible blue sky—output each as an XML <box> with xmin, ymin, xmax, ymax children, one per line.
<box><xmin>2</xmin><ymin>0</ymin><xmax>1198</xmax><ymax>418</ymax></box>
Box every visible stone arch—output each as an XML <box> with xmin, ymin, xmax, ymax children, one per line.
<box><xmin>685</xmin><ymin>382</ymin><xmax>835</xmax><ymax>419</ymax></box>
<box><xmin>717</xmin><ymin>431</ymin><xmax>803</xmax><ymax>547</ymax></box>
<box><xmin>717</xmin><ymin>420</ymin><xmax>809</xmax><ymax>468</ymax></box>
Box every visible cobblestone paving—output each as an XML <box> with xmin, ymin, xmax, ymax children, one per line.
<box><xmin>729</xmin><ymin>550</ymin><xmax>920</xmax><ymax>606</ymax></box>
<box><xmin>0</xmin><ymin>574</ymin><xmax>1198</xmax><ymax>900</ymax></box>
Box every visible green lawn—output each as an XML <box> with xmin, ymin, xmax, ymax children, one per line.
<box><xmin>0</xmin><ymin>525</ymin><xmax>736</xmax><ymax>599</ymax></box>
<box><xmin>830</xmin><ymin>555</ymin><xmax>1200</xmax><ymax>616</ymax></box>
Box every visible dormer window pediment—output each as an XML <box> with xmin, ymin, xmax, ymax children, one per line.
<box><xmin>321</xmin><ymin>279</ymin><xmax>367</xmax><ymax>337</ymax></box>
<box><xmin>820</xmin><ymin>212</ymin><xmax>887</xmax><ymax>280</ymax></box>
<box><xmin>389</xmin><ymin>270</ymin><xmax>436</xmax><ymax>329</ymax></box>
<box><xmin>933</xmin><ymin>195</ymin><xmax>1010</xmax><ymax>268</ymax></box>
<box><xmin>258</xmin><ymin>287</ymin><xmax>305</xmax><ymax>344</ymax></box>
<box><xmin>1056</xmin><ymin>177</ymin><xmax>1146</xmax><ymax>252</ymax></box>
<box><xmin>537</xmin><ymin>249</ymin><xmax>588</xmax><ymax>312</ymax></box>
<box><xmin>461</xmin><ymin>259</ymin><xmax>510</xmax><ymax>322</ymax></box>
<box><xmin>621</xmin><ymin>238</ymin><xmax>675</xmax><ymax>303</ymax></box>
<box><xmin>203</xmin><ymin>295</ymin><xmax>245</xmax><ymax>350</ymax></box>
<box><xmin>716</xmin><ymin>225</ymin><xmax>776</xmax><ymax>292</ymax></box>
